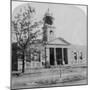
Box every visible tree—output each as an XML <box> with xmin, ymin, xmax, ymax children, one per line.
<box><xmin>12</xmin><ymin>5</ymin><xmax>43</xmax><ymax>73</ymax></box>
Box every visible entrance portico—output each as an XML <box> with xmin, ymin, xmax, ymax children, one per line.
<box><xmin>45</xmin><ymin>37</ymin><xmax>70</xmax><ymax>66</ymax></box>
<box><xmin>48</xmin><ymin>47</ymin><xmax>68</xmax><ymax>66</ymax></box>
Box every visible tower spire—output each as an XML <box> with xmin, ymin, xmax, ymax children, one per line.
<box><xmin>45</xmin><ymin>8</ymin><xmax>52</xmax><ymax>16</ymax></box>
<box><xmin>43</xmin><ymin>8</ymin><xmax>54</xmax><ymax>25</ymax></box>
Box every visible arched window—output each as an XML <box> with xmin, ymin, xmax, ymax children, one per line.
<box><xmin>50</xmin><ymin>30</ymin><xmax>53</xmax><ymax>34</ymax></box>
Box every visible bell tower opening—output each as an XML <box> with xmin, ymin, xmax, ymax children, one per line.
<box><xmin>49</xmin><ymin>29</ymin><xmax>54</xmax><ymax>41</ymax></box>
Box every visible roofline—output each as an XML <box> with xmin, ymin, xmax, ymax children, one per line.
<box><xmin>46</xmin><ymin>43</ymin><xmax>70</xmax><ymax>46</ymax></box>
<box><xmin>47</xmin><ymin>37</ymin><xmax>71</xmax><ymax>45</ymax></box>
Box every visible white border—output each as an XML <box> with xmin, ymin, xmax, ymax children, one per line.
<box><xmin>0</xmin><ymin>0</ymin><xmax>89</xmax><ymax>90</ymax></box>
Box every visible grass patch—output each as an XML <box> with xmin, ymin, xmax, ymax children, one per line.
<box><xmin>62</xmin><ymin>75</ymin><xmax>86</xmax><ymax>83</ymax></box>
<box><xmin>35</xmin><ymin>75</ymin><xmax>86</xmax><ymax>85</ymax></box>
<box><xmin>35</xmin><ymin>78</ymin><xmax>59</xmax><ymax>85</ymax></box>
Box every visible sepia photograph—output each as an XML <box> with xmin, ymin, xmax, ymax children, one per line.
<box><xmin>11</xmin><ymin>0</ymin><xmax>88</xmax><ymax>89</ymax></box>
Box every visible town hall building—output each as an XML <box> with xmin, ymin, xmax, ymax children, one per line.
<box><xmin>22</xmin><ymin>10</ymin><xmax>87</xmax><ymax>70</ymax></box>
<box><xmin>13</xmin><ymin>9</ymin><xmax>87</xmax><ymax>71</ymax></box>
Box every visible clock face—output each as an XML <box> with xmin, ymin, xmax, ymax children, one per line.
<box><xmin>44</xmin><ymin>16</ymin><xmax>53</xmax><ymax>25</ymax></box>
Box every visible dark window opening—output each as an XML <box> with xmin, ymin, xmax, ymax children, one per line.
<box><xmin>56</xmin><ymin>48</ymin><xmax>63</xmax><ymax>65</ymax></box>
<box><xmin>50</xmin><ymin>48</ymin><xmax>55</xmax><ymax>65</ymax></box>
<box><xmin>63</xmin><ymin>48</ymin><xmax>68</xmax><ymax>64</ymax></box>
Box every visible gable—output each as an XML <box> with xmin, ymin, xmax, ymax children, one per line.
<box><xmin>47</xmin><ymin>37</ymin><xmax>70</xmax><ymax>45</ymax></box>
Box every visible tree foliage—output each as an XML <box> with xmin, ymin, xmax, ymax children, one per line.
<box><xmin>12</xmin><ymin>5</ymin><xmax>43</xmax><ymax>50</ymax></box>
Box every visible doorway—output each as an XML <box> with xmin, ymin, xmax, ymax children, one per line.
<box><xmin>56</xmin><ymin>48</ymin><xmax>63</xmax><ymax>65</ymax></box>
<box><xmin>50</xmin><ymin>48</ymin><xmax>55</xmax><ymax>65</ymax></box>
<box><xmin>63</xmin><ymin>48</ymin><xmax>68</xmax><ymax>64</ymax></box>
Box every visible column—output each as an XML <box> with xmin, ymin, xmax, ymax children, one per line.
<box><xmin>62</xmin><ymin>48</ymin><xmax>64</xmax><ymax>65</ymax></box>
<box><xmin>54</xmin><ymin>48</ymin><xmax>57</xmax><ymax>66</ymax></box>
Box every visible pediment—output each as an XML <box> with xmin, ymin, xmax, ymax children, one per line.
<box><xmin>48</xmin><ymin>37</ymin><xmax>70</xmax><ymax>45</ymax></box>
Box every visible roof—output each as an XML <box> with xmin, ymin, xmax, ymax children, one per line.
<box><xmin>47</xmin><ymin>37</ymin><xmax>71</xmax><ymax>45</ymax></box>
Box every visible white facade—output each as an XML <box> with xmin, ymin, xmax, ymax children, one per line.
<box><xmin>40</xmin><ymin>38</ymin><xmax>87</xmax><ymax>67</ymax></box>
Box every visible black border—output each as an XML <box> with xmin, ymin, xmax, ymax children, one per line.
<box><xmin>10</xmin><ymin>0</ymin><xmax>88</xmax><ymax>90</ymax></box>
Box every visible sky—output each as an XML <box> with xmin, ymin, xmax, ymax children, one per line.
<box><xmin>12</xmin><ymin>1</ymin><xmax>87</xmax><ymax>46</ymax></box>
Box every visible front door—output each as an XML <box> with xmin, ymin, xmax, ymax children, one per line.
<box><xmin>56</xmin><ymin>48</ymin><xmax>63</xmax><ymax>65</ymax></box>
<box><xmin>50</xmin><ymin>48</ymin><xmax>55</xmax><ymax>65</ymax></box>
<box><xmin>63</xmin><ymin>48</ymin><xmax>68</xmax><ymax>64</ymax></box>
